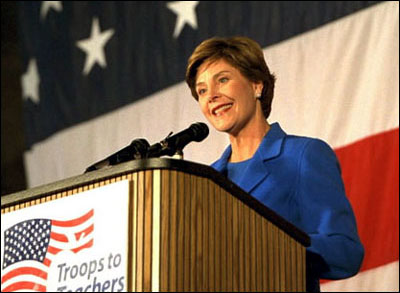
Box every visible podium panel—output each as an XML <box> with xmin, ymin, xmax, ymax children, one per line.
<box><xmin>1</xmin><ymin>159</ymin><xmax>309</xmax><ymax>292</ymax></box>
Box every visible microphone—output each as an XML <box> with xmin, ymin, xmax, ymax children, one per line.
<box><xmin>85</xmin><ymin>138</ymin><xmax>150</xmax><ymax>173</ymax></box>
<box><xmin>146</xmin><ymin>122</ymin><xmax>209</xmax><ymax>158</ymax></box>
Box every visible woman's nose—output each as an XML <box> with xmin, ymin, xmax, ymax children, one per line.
<box><xmin>207</xmin><ymin>85</ymin><xmax>220</xmax><ymax>102</ymax></box>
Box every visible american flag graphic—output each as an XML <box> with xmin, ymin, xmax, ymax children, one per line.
<box><xmin>1</xmin><ymin>209</ymin><xmax>94</xmax><ymax>292</ymax></box>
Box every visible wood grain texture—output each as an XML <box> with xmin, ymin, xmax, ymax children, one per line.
<box><xmin>2</xmin><ymin>167</ymin><xmax>307</xmax><ymax>292</ymax></box>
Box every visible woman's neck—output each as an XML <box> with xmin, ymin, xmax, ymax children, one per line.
<box><xmin>229</xmin><ymin>121</ymin><xmax>270</xmax><ymax>162</ymax></box>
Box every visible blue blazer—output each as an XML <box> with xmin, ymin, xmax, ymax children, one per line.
<box><xmin>212</xmin><ymin>123</ymin><xmax>364</xmax><ymax>280</ymax></box>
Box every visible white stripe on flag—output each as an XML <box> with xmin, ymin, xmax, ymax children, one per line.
<box><xmin>321</xmin><ymin>261</ymin><xmax>399</xmax><ymax>292</ymax></box>
<box><xmin>267</xmin><ymin>1</ymin><xmax>399</xmax><ymax>148</ymax></box>
<box><xmin>1</xmin><ymin>260</ymin><xmax>48</xmax><ymax>291</ymax></box>
<box><xmin>24</xmin><ymin>81</ymin><xmax>229</xmax><ymax>187</ymax></box>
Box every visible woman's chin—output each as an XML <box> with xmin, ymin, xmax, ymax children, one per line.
<box><xmin>213</xmin><ymin>122</ymin><xmax>235</xmax><ymax>134</ymax></box>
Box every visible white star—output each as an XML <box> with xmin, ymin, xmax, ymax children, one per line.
<box><xmin>21</xmin><ymin>59</ymin><xmax>40</xmax><ymax>104</ymax></box>
<box><xmin>40</xmin><ymin>1</ymin><xmax>63</xmax><ymax>20</ymax></box>
<box><xmin>76</xmin><ymin>18</ymin><xmax>115</xmax><ymax>75</ymax></box>
<box><xmin>167</xmin><ymin>1</ymin><xmax>199</xmax><ymax>38</ymax></box>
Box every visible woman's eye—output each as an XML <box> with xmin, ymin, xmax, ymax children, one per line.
<box><xmin>198</xmin><ymin>88</ymin><xmax>206</xmax><ymax>95</ymax></box>
<box><xmin>219</xmin><ymin>77</ymin><xmax>229</xmax><ymax>83</ymax></box>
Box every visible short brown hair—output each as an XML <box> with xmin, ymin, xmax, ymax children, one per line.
<box><xmin>185</xmin><ymin>36</ymin><xmax>276</xmax><ymax>119</ymax></box>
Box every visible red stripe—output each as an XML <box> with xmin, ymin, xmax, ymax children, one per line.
<box><xmin>43</xmin><ymin>258</ymin><xmax>51</xmax><ymax>267</ymax></box>
<box><xmin>71</xmin><ymin>239</ymin><xmax>93</xmax><ymax>253</ymax></box>
<box><xmin>52</xmin><ymin>209</ymin><xmax>94</xmax><ymax>227</ymax></box>
<box><xmin>75</xmin><ymin>224</ymin><xmax>94</xmax><ymax>241</ymax></box>
<box><xmin>50</xmin><ymin>231</ymin><xmax>68</xmax><ymax>242</ymax></box>
<box><xmin>334</xmin><ymin>128</ymin><xmax>399</xmax><ymax>272</ymax></box>
<box><xmin>47</xmin><ymin>245</ymin><xmax>62</xmax><ymax>255</ymax></box>
<box><xmin>1</xmin><ymin>267</ymin><xmax>47</xmax><ymax>283</ymax></box>
<box><xmin>2</xmin><ymin>281</ymin><xmax>46</xmax><ymax>292</ymax></box>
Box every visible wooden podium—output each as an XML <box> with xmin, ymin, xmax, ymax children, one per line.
<box><xmin>1</xmin><ymin>158</ymin><xmax>310</xmax><ymax>292</ymax></box>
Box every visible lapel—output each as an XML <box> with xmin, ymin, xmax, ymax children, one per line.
<box><xmin>212</xmin><ymin>123</ymin><xmax>286</xmax><ymax>194</ymax></box>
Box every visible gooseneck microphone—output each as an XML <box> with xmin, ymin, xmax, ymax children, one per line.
<box><xmin>85</xmin><ymin>138</ymin><xmax>150</xmax><ymax>173</ymax></box>
<box><xmin>84</xmin><ymin>122</ymin><xmax>209</xmax><ymax>173</ymax></box>
<box><xmin>146</xmin><ymin>122</ymin><xmax>209</xmax><ymax>158</ymax></box>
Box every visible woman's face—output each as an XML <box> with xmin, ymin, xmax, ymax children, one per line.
<box><xmin>195</xmin><ymin>59</ymin><xmax>262</xmax><ymax>136</ymax></box>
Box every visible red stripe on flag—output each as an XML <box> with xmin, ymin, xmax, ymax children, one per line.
<box><xmin>71</xmin><ymin>239</ymin><xmax>94</xmax><ymax>253</ymax></box>
<box><xmin>50</xmin><ymin>231</ymin><xmax>68</xmax><ymax>242</ymax></box>
<box><xmin>2</xmin><ymin>281</ymin><xmax>46</xmax><ymax>292</ymax></box>
<box><xmin>75</xmin><ymin>224</ymin><xmax>94</xmax><ymax>241</ymax></box>
<box><xmin>1</xmin><ymin>267</ymin><xmax>47</xmax><ymax>283</ymax></box>
<box><xmin>52</xmin><ymin>209</ymin><xmax>94</xmax><ymax>227</ymax></box>
<box><xmin>43</xmin><ymin>258</ymin><xmax>51</xmax><ymax>267</ymax></box>
<box><xmin>335</xmin><ymin>128</ymin><xmax>399</xmax><ymax>272</ymax></box>
<box><xmin>47</xmin><ymin>245</ymin><xmax>62</xmax><ymax>255</ymax></box>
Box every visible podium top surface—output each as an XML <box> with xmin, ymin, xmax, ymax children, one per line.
<box><xmin>1</xmin><ymin>158</ymin><xmax>310</xmax><ymax>246</ymax></box>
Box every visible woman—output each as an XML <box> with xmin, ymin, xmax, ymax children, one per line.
<box><xmin>185</xmin><ymin>36</ymin><xmax>364</xmax><ymax>291</ymax></box>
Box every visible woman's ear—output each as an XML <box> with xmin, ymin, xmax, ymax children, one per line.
<box><xmin>253</xmin><ymin>81</ymin><xmax>263</xmax><ymax>98</ymax></box>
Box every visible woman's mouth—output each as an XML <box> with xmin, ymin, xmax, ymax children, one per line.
<box><xmin>212</xmin><ymin>103</ymin><xmax>233</xmax><ymax>116</ymax></box>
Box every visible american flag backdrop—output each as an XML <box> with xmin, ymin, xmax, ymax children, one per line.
<box><xmin>1</xmin><ymin>209</ymin><xmax>94</xmax><ymax>292</ymax></box>
<box><xmin>17</xmin><ymin>1</ymin><xmax>398</xmax><ymax>291</ymax></box>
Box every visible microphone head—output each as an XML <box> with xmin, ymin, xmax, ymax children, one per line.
<box><xmin>148</xmin><ymin>122</ymin><xmax>209</xmax><ymax>158</ymax></box>
<box><xmin>189</xmin><ymin>122</ymin><xmax>209</xmax><ymax>142</ymax></box>
<box><xmin>130</xmin><ymin>138</ymin><xmax>150</xmax><ymax>159</ymax></box>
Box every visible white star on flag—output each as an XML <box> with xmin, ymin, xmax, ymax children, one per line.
<box><xmin>76</xmin><ymin>17</ymin><xmax>115</xmax><ymax>75</ymax></box>
<box><xmin>40</xmin><ymin>1</ymin><xmax>63</xmax><ymax>20</ymax></box>
<box><xmin>21</xmin><ymin>59</ymin><xmax>40</xmax><ymax>104</ymax></box>
<box><xmin>167</xmin><ymin>1</ymin><xmax>199</xmax><ymax>38</ymax></box>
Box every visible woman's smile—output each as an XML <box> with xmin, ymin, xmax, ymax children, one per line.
<box><xmin>195</xmin><ymin>59</ymin><xmax>262</xmax><ymax>136</ymax></box>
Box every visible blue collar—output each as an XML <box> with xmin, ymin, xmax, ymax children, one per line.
<box><xmin>212</xmin><ymin>122</ymin><xmax>286</xmax><ymax>193</ymax></box>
